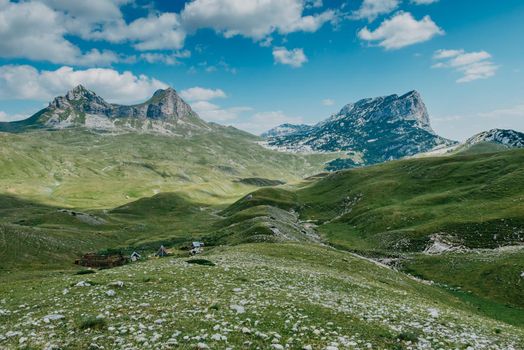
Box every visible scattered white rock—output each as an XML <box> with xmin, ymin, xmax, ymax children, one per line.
<box><xmin>43</xmin><ymin>314</ymin><xmax>65</xmax><ymax>323</ymax></box>
<box><xmin>428</xmin><ymin>308</ymin><xmax>440</xmax><ymax>318</ymax></box>
<box><xmin>109</xmin><ymin>281</ymin><xmax>125</xmax><ymax>288</ymax></box>
<box><xmin>230</xmin><ymin>304</ymin><xmax>245</xmax><ymax>314</ymax></box>
<box><xmin>75</xmin><ymin>281</ymin><xmax>91</xmax><ymax>287</ymax></box>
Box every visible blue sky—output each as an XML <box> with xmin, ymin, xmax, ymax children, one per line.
<box><xmin>0</xmin><ymin>0</ymin><xmax>523</xmax><ymax>140</ymax></box>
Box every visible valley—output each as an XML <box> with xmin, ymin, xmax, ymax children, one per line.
<box><xmin>1</xmin><ymin>87</ymin><xmax>523</xmax><ymax>349</ymax></box>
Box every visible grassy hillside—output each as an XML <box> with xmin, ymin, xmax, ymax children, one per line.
<box><xmin>215</xmin><ymin>149</ymin><xmax>524</xmax><ymax>315</ymax></box>
<box><xmin>219</xmin><ymin>148</ymin><xmax>524</xmax><ymax>251</ymax></box>
<box><xmin>0</xmin><ymin>128</ymin><xmax>337</xmax><ymax>208</ymax></box>
<box><xmin>1</xmin><ymin>243</ymin><xmax>522</xmax><ymax>349</ymax></box>
<box><xmin>2</xmin><ymin>130</ymin><xmax>523</xmax><ymax>334</ymax></box>
<box><xmin>294</xmin><ymin>149</ymin><xmax>524</xmax><ymax>252</ymax></box>
<box><xmin>0</xmin><ymin>125</ymin><xmax>340</xmax><ymax>272</ymax></box>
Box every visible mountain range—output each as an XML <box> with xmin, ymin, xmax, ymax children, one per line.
<box><xmin>1</xmin><ymin>86</ymin><xmax>523</xmax><ymax>171</ymax></box>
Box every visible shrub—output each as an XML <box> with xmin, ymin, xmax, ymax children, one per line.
<box><xmin>186</xmin><ymin>259</ymin><xmax>216</xmax><ymax>266</ymax></box>
<box><xmin>78</xmin><ymin>317</ymin><xmax>107</xmax><ymax>330</ymax></box>
<box><xmin>397</xmin><ymin>332</ymin><xmax>418</xmax><ymax>342</ymax></box>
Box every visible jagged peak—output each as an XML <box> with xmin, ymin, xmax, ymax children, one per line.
<box><xmin>72</xmin><ymin>84</ymin><xmax>87</xmax><ymax>92</ymax></box>
<box><xmin>399</xmin><ymin>90</ymin><xmax>421</xmax><ymax>99</ymax></box>
<box><xmin>152</xmin><ymin>87</ymin><xmax>177</xmax><ymax>97</ymax></box>
<box><xmin>69</xmin><ymin>84</ymin><xmax>95</xmax><ymax>95</ymax></box>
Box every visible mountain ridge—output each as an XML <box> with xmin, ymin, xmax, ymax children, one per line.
<box><xmin>0</xmin><ymin>85</ymin><xmax>211</xmax><ymax>134</ymax></box>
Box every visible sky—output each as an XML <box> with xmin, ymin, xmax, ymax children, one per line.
<box><xmin>0</xmin><ymin>0</ymin><xmax>523</xmax><ymax>141</ymax></box>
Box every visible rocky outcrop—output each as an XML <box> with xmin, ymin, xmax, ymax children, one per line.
<box><xmin>465</xmin><ymin>129</ymin><xmax>524</xmax><ymax>148</ymax></box>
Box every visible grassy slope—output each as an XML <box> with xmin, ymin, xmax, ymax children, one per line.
<box><xmin>297</xmin><ymin>149</ymin><xmax>524</xmax><ymax>252</ymax></box>
<box><xmin>217</xmin><ymin>149</ymin><xmax>524</xmax><ymax>317</ymax></box>
<box><xmin>0</xmin><ymin>128</ymin><xmax>336</xmax><ymax>208</ymax></box>
<box><xmin>1</xmin><ymin>243</ymin><xmax>522</xmax><ymax>349</ymax></box>
<box><xmin>0</xmin><ymin>127</ymin><xmax>337</xmax><ymax>271</ymax></box>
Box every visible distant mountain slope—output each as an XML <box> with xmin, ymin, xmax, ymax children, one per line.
<box><xmin>0</xmin><ymin>128</ymin><xmax>338</xmax><ymax>208</ymax></box>
<box><xmin>263</xmin><ymin>91</ymin><xmax>457</xmax><ymax>168</ymax></box>
<box><xmin>464</xmin><ymin>128</ymin><xmax>524</xmax><ymax>149</ymax></box>
<box><xmin>0</xmin><ymin>85</ymin><xmax>210</xmax><ymax>134</ymax></box>
<box><xmin>260</xmin><ymin>123</ymin><xmax>313</xmax><ymax>138</ymax></box>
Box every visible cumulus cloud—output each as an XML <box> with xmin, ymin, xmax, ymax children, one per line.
<box><xmin>180</xmin><ymin>87</ymin><xmax>227</xmax><ymax>101</ymax></box>
<box><xmin>358</xmin><ymin>12</ymin><xmax>443</xmax><ymax>49</ymax></box>
<box><xmin>41</xmin><ymin>0</ymin><xmax>130</xmax><ymax>37</ymax></box>
<box><xmin>0</xmin><ymin>65</ymin><xmax>167</xmax><ymax>104</ymax></box>
<box><xmin>0</xmin><ymin>0</ymin><xmax>340</xmax><ymax>64</ymax></box>
<box><xmin>181</xmin><ymin>0</ymin><xmax>337</xmax><ymax>40</ymax></box>
<box><xmin>352</xmin><ymin>0</ymin><xmax>399</xmax><ymax>21</ymax></box>
<box><xmin>273</xmin><ymin>47</ymin><xmax>308</xmax><ymax>68</ymax></box>
<box><xmin>233</xmin><ymin>110</ymin><xmax>305</xmax><ymax>135</ymax></box>
<box><xmin>139</xmin><ymin>50</ymin><xmax>191</xmax><ymax>65</ymax></box>
<box><xmin>88</xmin><ymin>13</ymin><xmax>186</xmax><ymax>51</ymax></box>
<box><xmin>433</xmin><ymin>49</ymin><xmax>499</xmax><ymax>83</ymax></box>
<box><xmin>0</xmin><ymin>1</ymin><xmax>120</xmax><ymax>65</ymax></box>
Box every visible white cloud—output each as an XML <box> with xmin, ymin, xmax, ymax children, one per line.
<box><xmin>0</xmin><ymin>1</ymin><xmax>119</xmax><ymax>66</ymax></box>
<box><xmin>180</xmin><ymin>87</ymin><xmax>227</xmax><ymax>101</ymax></box>
<box><xmin>190</xmin><ymin>100</ymin><xmax>252</xmax><ymax>122</ymax></box>
<box><xmin>273</xmin><ymin>47</ymin><xmax>308</xmax><ymax>68</ymax></box>
<box><xmin>433</xmin><ymin>49</ymin><xmax>499</xmax><ymax>83</ymax></box>
<box><xmin>411</xmin><ymin>0</ymin><xmax>439</xmax><ymax>4</ymax></box>
<box><xmin>0</xmin><ymin>0</ymin><xmax>339</xmax><ymax>65</ymax></box>
<box><xmin>89</xmin><ymin>13</ymin><xmax>186</xmax><ymax>51</ymax></box>
<box><xmin>322</xmin><ymin>98</ymin><xmax>335</xmax><ymax>106</ymax></box>
<box><xmin>181</xmin><ymin>0</ymin><xmax>337</xmax><ymax>40</ymax></box>
<box><xmin>306</xmin><ymin>0</ymin><xmax>323</xmax><ymax>8</ymax></box>
<box><xmin>0</xmin><ymin>65</ymin><xmax>167</xmax><ymax>104</ymax></box>
<box><xmin>0</xmin><ymin>110</ymin><xmax>26</xmax><ymax>122</ymax></box>
<box><xmin>139</xmin><ymin>50</ymin><xmax>191</xmax><ymax>65</ymax></box>
<box><xmin>358</xmin><ymin>12</ymin><xmax>444</xmax><ymax>49</ymax></box>
<box><xmin>233</xmin><ymin>110</ymin><xmax>305</xmax><ymax>135</ymax></box>
<box><xmin>41</xmin><ymin>0</ymin><xmax>130</xmax><ymax>37</ymax></box>
<box><xmin>352</xmin><ymin>0</ymin><xmax>399</xmax><ymax>21</ymax></box>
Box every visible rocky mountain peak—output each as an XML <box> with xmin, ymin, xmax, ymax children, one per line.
<box><xmin>262</xmin><ymin>90</ymin><xmax>456</xmax><ymax>168</ymax></box>
<box><xmin>50</xmin><ymin>85</ymin><xmax>109</xmax><ymax>111</ymax></box>
<box><xmin>141</xmin><ymin>87</ymin><xmax>193</xmax><ymax>121</ymax></box>
<box><xmin>332</xmin><ymin>90</ymin><xmax>432</xmax><ymax>133</ymax></box>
